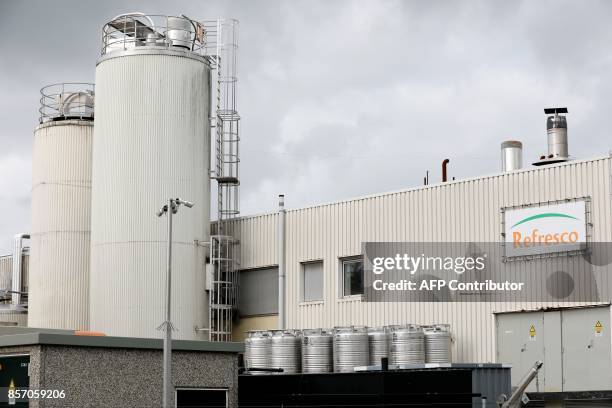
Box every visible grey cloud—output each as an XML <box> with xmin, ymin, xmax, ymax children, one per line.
<box><xmin>1</xmin><ymin>0</ymin><xmax>611</xmax><ymax>253</ymax></box>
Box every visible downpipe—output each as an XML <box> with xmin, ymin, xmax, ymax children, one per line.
<box><xmin>278</xmin><ymin>194</ymin><xmax>286</xmax><ymax>329</ymax></box>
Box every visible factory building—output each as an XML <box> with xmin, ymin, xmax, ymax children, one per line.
<box><xmin>230</xmin><ymin>119</ymin><xmax>612</xmax><ymax>400</ymax></box>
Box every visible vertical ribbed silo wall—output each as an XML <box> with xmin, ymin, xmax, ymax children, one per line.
<box><xmin>90</xmin><ymin>50</ymin><xmax>210</xmax><ymax>340</ymax></box>
<box><xmin>29</xmin><ymin>120</ymin><xmax>93</xmax><ymax>330</ymax></box>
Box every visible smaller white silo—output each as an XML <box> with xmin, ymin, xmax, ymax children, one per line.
<box><xmin>28</xmin><ymin>83</ymin><xmax>94</xmax><ymax>330</ymax></box>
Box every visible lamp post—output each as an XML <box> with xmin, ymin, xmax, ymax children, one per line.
<box><xmin>157</xmin><ymin>198</ymin><xmax>194</xmax><ymax>408</ymax></box>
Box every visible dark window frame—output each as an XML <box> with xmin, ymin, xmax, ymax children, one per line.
<box><xmin>340</xmin><ymin>256</ymin><xmax>364</xmax><ymax>298</ymax></box>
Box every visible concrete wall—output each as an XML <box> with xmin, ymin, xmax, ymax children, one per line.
<box><xmin>0</xmin><ymin>345</ymin><xmax>237</xmax><ymax>408</ymax></box>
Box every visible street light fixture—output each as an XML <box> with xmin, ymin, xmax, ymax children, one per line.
<box><xmin>156</xmin><ymin>198</ymin><xmax>194</xmax><ymax>408</ymax></box>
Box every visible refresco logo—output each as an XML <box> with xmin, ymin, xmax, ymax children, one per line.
<box><xmin>511</xmin><ymin>212</ymin><xmax>580</xmax><ymax>248</ymax></box>
<box><xmin>504</xmin><ymin>200</ymin><xmax>586</xmax><ymax>257</ymax></box>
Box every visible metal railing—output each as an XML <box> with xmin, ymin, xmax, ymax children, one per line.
<box><xmin>101</xmin><ymin>13</ymin><xmax>228</xmax><ymax>57</ymax></box>
<box><xmin>39</xmin><ymin>83</ymin><xmax>94</xmax><ymax>124</ymax></box>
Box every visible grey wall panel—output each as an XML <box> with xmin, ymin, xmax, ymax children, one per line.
<box><xmin>0</xmin><ymin>254</ymin><xmax>29</xmax><ymax>300</ymax></box>
<box><xmin>0</xmin><ymin>256</ymin><xmax>12</xmax><ymax>295</ymax></box>
<box><xmin>543</xmin><ymin>311</ymin><xmax>563</xmax><ymax>392</ymax></box>
<box><xmin>496</xmin><ymin>311</ymin><xmax>546</xmax><ymax>392</ymax></box>
<box><xmin>561</xmin><ymin>306</ymin><xmax>612</xmax><ymax>391</ymax></box>
<box><xmin>302</xmin><ymin>261</ymin><xmax>324</xmax><ymax>302</ymax></box>
<box><xmin>239</xmin><ymin>267</ymin><xmax>278</xmax><ymax>316</ymax></box>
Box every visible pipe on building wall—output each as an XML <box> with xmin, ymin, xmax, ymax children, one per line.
<box><xmin>277</xmin><ymin>194</ymin><xmax>286</xmax><ymax>329</ymax></box>
<box><xmin>12</xmin><ymin>233</ymin><xmax>29</xmax><ymax>308</ymax></box>
<box><xmin>442</xmin><ymin>159</ymin><xmax>450</xmax><ymax>182</ymax></box>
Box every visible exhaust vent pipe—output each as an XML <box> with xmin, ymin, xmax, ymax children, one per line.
<box><xmin>442</xmin><ymin>159</ymin><xmax>450</xmax><ymax>182</ymax></box>
<box><xmin>533</xmin><ymin>107</ymin><xmax>569</xmax><ymax>166</ymax></box>
<box><xmin>501</xmin><ymin>141</ymin><xmax>522</xmax><ymax>172</ymax></box>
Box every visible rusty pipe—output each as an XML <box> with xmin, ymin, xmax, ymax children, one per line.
<box><xmin>442</xmin><ymin>159</ymin><xmax>450</xmax><ymax>182</ymax></box>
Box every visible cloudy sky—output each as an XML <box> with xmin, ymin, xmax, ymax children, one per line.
<box><xmin>1</xmin><ymin>0</ymin><xmax>611</xmax><ymax>254</ymax></box>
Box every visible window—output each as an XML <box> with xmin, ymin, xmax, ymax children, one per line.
<box><xmin>238</xmin><ymin>267</ymin><xmax>278</xmax><ymax>316</ymax></box>
<box><xmin>341</xmin><ymin>258</ymin><xmax>364</xmax><ymax>297</ymax></box>
<box><xmin>176</xmin><ymin>388</ymin><xmax>227</xmax><ymax>407</ymax></box>
<box><xmin>301</xmin><ymin>261</ymin><xmax>323</xmax><ymax>302</ymax></box>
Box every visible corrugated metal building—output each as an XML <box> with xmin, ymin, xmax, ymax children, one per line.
<box><xmin>229</xmin><ymin>155</ymin><xmax>612</xmax><ymax>368</ymax></box>
<box><xmin>0</xmin><ymin>253</ymin><xmax>29</xmax><ymax>326</ymax></box>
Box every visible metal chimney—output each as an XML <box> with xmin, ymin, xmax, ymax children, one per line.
<box><xmin>501</xmin><ymin>141</ymin><xmax>522</xmax><ymax>172</ymax></box>
<box><xmin>533</xmin><ymin>107</ymin><xmax>569</xmax><ymax>166</ymax></box>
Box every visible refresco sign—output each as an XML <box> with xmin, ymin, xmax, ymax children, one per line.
<box><xmin>504</xmin><ymin>200</ymin><xmax>587</xmax><ymax>258</ymax></box>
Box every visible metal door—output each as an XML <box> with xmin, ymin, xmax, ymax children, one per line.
<box><xmin>561</xmin><ymin>306</ymin><xmax>612</xmax><ymax>391</ymax></box>
<box><xmin>496</xmin><ymin>312</ymin><xmax>545</xmax><ymax>392</ymax></box>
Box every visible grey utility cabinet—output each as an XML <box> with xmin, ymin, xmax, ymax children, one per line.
<box><xmin>496</xmin><ymin>305</ymin><xmax>612</xmax><ymax>392</ymax></box>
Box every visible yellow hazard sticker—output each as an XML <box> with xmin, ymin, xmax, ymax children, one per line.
<box><xmin>529</xmin><ymin>324</ymin><xmax>536</xmax><ymax>340</ymax></box>
<box><xmin>595</xmin><ymin>321</ymin><xmax>603</xmax><ymax>337</ymax></box>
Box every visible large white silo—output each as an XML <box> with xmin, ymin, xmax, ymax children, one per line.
<box><xmin>29</xmin><ymin>83</ymin><xmax>94</xmax><ymax>330</ymax></box>
<box><xmin>90</xmin><ymin>14</ymin><xmax>211</xmax><ymax>340</ymax></box>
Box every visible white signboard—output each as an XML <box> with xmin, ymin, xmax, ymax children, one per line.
<box><xmin>504</xmin><ymin>200</ymin><xmax>587</xmax><ymax>258</ymax></box>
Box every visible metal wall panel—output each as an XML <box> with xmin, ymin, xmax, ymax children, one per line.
<box><xmin>302</xmin><ymin>261</ymin><xmax>324</xmax><ymax>302</ymax></box>
<box><xmin>226</xmin><ymin>213</ymin><xmax>278</xmax><ymax>269</ymax></box>
<box><xmin>0</xmin><ymin>256</ymin><xmax>12</xmax><ymax>295</ymax></box>
<box><xmin>496</xmin><ymin>311</ymin><xmax>546</xmax><ymax>392</ymax></box>
<box><xmin>231</xmin><ymin>156</ymin><xmax>612</xmax><ymax>362</ymax></box>
<box><xmin>543</xmin><ymin>311</ymin><xmax>563</xmax><ymax>392</ymax></box>
<box><xmin>29</xmin><ymin>120</ymin><xmax>92</xmax><ymax>330</ymax></box>
<box><xmin>0</xmin><ymin>254</ymin><xmax>29</xmax><ymax>300</ymax></box>
<box><xmin>0</xmin><ymin>310</ymin><xmax>27</xmax><ymax>327</ymax></box>
<box><xmin>90</xmin><ymin>51</ymin><xmax>210</xmax><ymax>339</ymax></box>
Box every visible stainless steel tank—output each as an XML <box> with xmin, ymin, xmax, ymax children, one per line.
<box><xmin>245</xmin><ymin>331</ymin><xmax>271</xmax><ymax>373</ymax></box>
<box><xmin>333</xmin><ymin>326</ymin><xmax>369</xmax><ymax>373</ymax></box>
<box><xmin>501</xmin><ymin>140</ymin><xmax>522</xmax><ymax>172</ymax></box>
<box><xmin>270</xmin><ymin>330</ymin><xmax>301</xmax><ymax>374</ymax></box>
<box><xmin>368</xmin><ymin>326</ymin><xmax>389</xmax><ymax>366</ymax></box>
<box><xmin>423</xmin><ymin>324</ymin><xmax>452</xmax><ymax>363</ymax></box>
<box><xmin>389</xmin><ymin>324</ymin><xmax>425</xmax><ymax>365</ymax></box>
<box><xmin>302</xmin><ymin>328</ymin><xmax>333</xmax><ymax>373</ymax></box>
<box><xmin>167</xmin><ymin>16</ymin><xmax>195</xmax><ymax>49</ymax></box>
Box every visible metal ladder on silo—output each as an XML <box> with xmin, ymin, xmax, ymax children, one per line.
<box><xmin>208</xmin><ymin>19</ymin><xmax>241</xmax><ymax>342</ymax></box>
